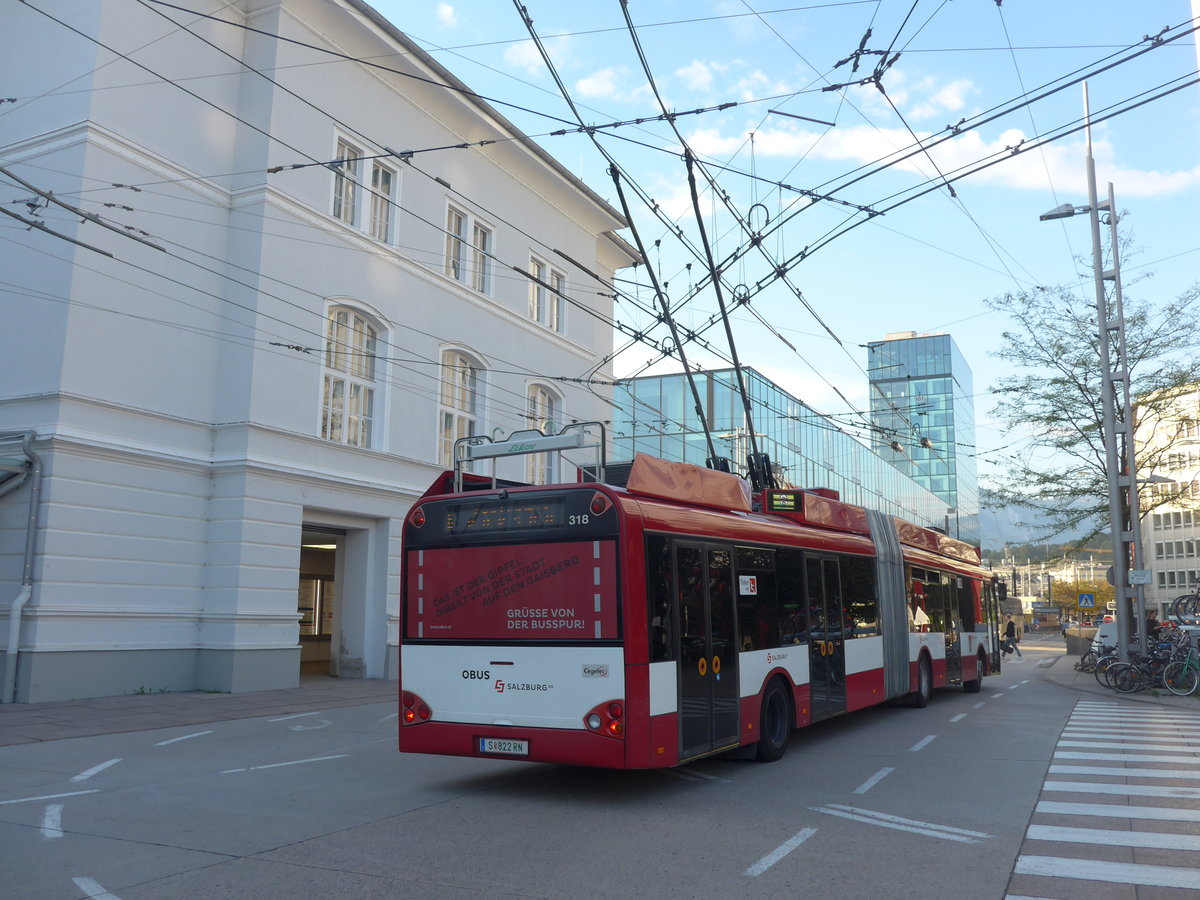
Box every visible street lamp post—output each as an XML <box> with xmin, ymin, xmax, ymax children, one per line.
<box><xmin>1038</xmin><ymin>82</ymin><xmax>1145</xmax><ymax>661</ymax></box>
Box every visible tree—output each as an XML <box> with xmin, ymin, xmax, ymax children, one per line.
<box><xmin>985</xmin><ymin>276</ymin><xmax>1200</xmax><ymax>543</ymax></box>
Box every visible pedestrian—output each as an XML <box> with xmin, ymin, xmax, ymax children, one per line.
<box><xmin>1145</xmin><ymin>608</ymin><xmax>1161</xmax><ymax>642</ymax></box>
<box><xmin>1003</xmin><ymin>614</ymin><xmax>1022</xmax><ymax>657</ymax></box>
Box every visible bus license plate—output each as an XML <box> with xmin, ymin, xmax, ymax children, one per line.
<box><xmin>480</xmin><ymin>737</ymin><xmax>529</xmax><ymax>756</ymax></box>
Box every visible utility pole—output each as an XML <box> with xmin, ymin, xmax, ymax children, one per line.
<box><xmin>1039</xmin><ymin>83</ymin><xmax>1145</xmax><ymax>660</ymax></box>
<box><xmin>1081</xmin><ymin>85</ymin><xmax>1144</xmax><ymax>661</ymax></box>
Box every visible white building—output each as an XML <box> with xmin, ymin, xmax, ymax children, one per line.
<box><xmin>1137</xmin><ymin>384</ymin><xmax>1200</xmax><ymax>615</ymax></box>
<box><xmin>1</xmin><ymin>0</ymin><xmax>637</xmax><ymax>701</ymax></box>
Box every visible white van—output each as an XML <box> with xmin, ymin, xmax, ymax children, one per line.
<box><xmin>1091</xmin><ymin>620</ymin><xmax>1119</xmax><ymax>653</ymax></box>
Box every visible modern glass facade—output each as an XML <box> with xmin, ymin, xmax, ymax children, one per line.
<box><xmin>866</xmin><ymin>332</ymin><xmax>979</xmax><ymax>545</ymax></box>
<box><xmin>612</xmin><ymin>368</ymin><xmax>954</xmax><ymax>535</ymax></box>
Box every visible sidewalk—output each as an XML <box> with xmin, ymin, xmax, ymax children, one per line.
<box><xmin>0</xmin><ymin>676</ymin><xmax>397</xmax><ymax>747</ymax></box>
<box><xmin>1017</xmin><ymin>629</ymin><xmax>1200</xmax><ymax>711</ymax></box>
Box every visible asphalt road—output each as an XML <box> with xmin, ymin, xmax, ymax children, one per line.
<box><xmin>3</xmin><ymin>631</ymin><xmax>1198</xmax><ymax>899</ymax></box>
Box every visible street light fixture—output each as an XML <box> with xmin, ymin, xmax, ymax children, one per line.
<box><xmin>1038</xmin><ymin>199</ymin><xmax>1111</xmax><ymax>221</ymax></box>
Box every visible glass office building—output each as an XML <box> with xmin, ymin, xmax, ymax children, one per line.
<box><xmin>866</xmin><ymin>332</ymin><xmax>979</xmax><ymax>545</ymax></box>
<box><xmin>611</xmin><ymin>367</ymin><xmax>955</xmax><ymax>535</ymax></box>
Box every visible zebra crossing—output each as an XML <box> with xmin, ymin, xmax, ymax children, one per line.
<box><xmin>1006</xmin><ymin>699</ymin><xmax>1200</xmax><ymax>898</ymax></box>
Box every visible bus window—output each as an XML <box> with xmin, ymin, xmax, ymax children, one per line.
<box><xmin>777</xmin><ymin>548</ymin><xmax>806</xmax><ymax>644</ymax></box>
<box><xmin>735</xmin><ymin>546</ymin><xmax>779</xmax><ymax>651</ymax></box>
<box><xmin>646</xmin><ymin>535</ymin><xmax>674</xmax><ymax>662</ymax></box>
<box><xmin>841</xmin><ymin>556</ymin><xmax>878</xmax><ymax>637</ymax></box>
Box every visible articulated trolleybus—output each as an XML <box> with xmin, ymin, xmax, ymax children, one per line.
<box><xmin>400</xmin><ymin>424</ymin><xmax>1000</xmax><ymax>769</ymax></box>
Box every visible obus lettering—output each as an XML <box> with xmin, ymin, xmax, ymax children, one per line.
<box><xmin>461</xmin><ymin>669</ymin><xmax>491</xmax><ymax>680</ymax></box>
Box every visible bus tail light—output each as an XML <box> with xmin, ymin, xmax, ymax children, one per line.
<box><xmin>402</xmin><ymin>691</ymin><xmax>431</xmax><ymax>725</ymax></box>
<box><xmin>409</xmin><ymin>507</ymin><xmax>426</xmax><ymax>528</ymax></box>
<box><xmin>589</xmin><ymin>492</ymin><xmax>612</xmax><ymax>516</ymax></box>
<box><xmin>584</xmin><ymin>699</ymin><xmax>625</xmax><ymax>739</ymax></box>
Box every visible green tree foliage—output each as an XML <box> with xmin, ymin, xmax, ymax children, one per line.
<box><xmin>1049</xmin><ymin>578</ymin><xmax>1114</xmax><ymax>614</ymax></box>
<box><xmin>986</xmin><ymin>278</ymin><xmax>1200</xmax><ymax>542</ymax></box>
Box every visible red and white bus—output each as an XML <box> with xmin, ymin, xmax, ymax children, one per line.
<box><xmin>399</xmin><ymin>427</ymin><xmax>1000</xmax><ymax>769</ymax></box>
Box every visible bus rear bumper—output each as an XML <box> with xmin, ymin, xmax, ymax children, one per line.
<box><xmin>400</xmin><ymin>722</ymin><xmax>629</xmax><ymax>768</ymax></box>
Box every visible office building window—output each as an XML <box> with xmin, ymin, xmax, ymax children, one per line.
<box><xmin>439</xmin><ymin>350</ymin><xmax>482</xmax><ymax>467</ymax></box>
<box><xmin>322</xmin><ymin>306</ymin><xmax>378</xmax><ymax>448</ymax></box>
<box><xmin>332</xmin><ymin>139</ymin><xmax>361</xmax><ymax>225</ymax></box>
<box><xmin>369</xmin><ymin>163</ymin><xmax>396</xmax><ymax>242</ymax></box>
<box><xmin>529</xmin><ymin>256</ymin><xmax>566</xmax><ymax>333</ymax></box>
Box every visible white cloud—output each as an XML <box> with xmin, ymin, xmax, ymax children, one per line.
<box><xmin>436</xmin><ymin>3</ymin><xmax>457</xmax><ymax>27</ymax></box>
<box><xmin>504</xmin><ymin>40</ymin><xmax>545</xmax><ymax>76</ymax></box>
<box><xmin>503</xmin><ymin>34</ymin><xmax>571</xmax><ymax>77</ymax></box>
<box><xmin>676</xmin><ymin>60</ymin><xmax>722</xmax><ymax>92</ymax></box>
<box><xmin>575</xmin><ymin>67</ymin><xmax>624</xmax><ymax>100</ymax></box>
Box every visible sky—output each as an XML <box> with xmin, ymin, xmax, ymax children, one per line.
<box><xmin>376</xmin><ymin>0</ymin><xmax>1200</xmax><ymax>494</ymax></box>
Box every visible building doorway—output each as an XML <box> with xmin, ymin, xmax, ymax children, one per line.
<box><xmin>300</xmin><ymin>526</ymin><xmax>342</xmax><ymax>676</ymax></box>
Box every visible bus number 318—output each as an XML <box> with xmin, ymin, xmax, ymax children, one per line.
<box><xmin>568</xmin><ymin>514</ymin><xmax>590</xmax><ymax>526</ymax></box>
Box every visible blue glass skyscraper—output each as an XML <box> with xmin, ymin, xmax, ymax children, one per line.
<box><xmin>866</xmin><ymin>332</ymin><xmax>979</xmax><ymax>545</ymax></box>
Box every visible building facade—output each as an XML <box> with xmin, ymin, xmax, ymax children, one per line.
<box><xmin>867</xmin><ymin>331</ymin><xmax>980</xmax><ymax>545</ymax></box>
<box><xmin>1137</xmin><ymin>384</ymin><xmax>1200</xmax><ymax>615</ymax></box>
<box><xmin>612</xmin><ymin>368</ymin><xmax>951</xmax><ymax>530</ymax></box>
<box><xmin>0</xmin><ymin>0</ymin><xmax>637</xmax><ymax>701</ymax></box>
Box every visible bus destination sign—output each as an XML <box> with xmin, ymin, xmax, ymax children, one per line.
<box><xmin>444</xmin><ymin>499</ymin><xmax>565</xmax><ymax>534</ymax></box>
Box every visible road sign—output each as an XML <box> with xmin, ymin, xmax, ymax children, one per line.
<box><xmin>1077</xmin><ymin>593</ymin><xmax>1096</xmax><ymax>609</ymax></box>
<box><xmin>1128</xmin><ymin>569</ymin><xmax>1152</xmax><ymax>586</ymax></box>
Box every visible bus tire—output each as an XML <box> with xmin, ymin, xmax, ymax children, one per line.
<box><xmin>755</xmin><ymin>679</ymin><xmax>792</xmax><ymax>762</ymax></box>
<box><xmin>963</xmin><ymin>652</ymin><xmax>986</xmax><ymax>693</ymax></box>
<box><xmin>909</xmin><ymin>656</ymin><xmax>932</xmax><ymax>708</ymax></box>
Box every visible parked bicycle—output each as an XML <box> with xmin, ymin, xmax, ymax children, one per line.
<box><xmin>1162</xmin><ymin>641</ymin><xmax>1200</xmax><ymax>696</ymax></box>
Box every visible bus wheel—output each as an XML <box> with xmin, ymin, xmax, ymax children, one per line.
<box><xmin>755</xmin><ymin>680</ymin><xmax>792</xmax><ymax>762</ymax></box>
<box><xmin>962</xmin><ymin>652</ymin><xmax>986</xmax><ymax>693</ymax></box>
<box><xmin>909</xmin><ymin>657</ymin><xmax>932</xmax><ymax>708</ymax></box>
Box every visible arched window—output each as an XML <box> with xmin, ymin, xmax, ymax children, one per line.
<box><xmin>439</xmin><ymin>350</ymin><xmax>484</xmax><ymax>467</ymax></box>
<box><xmin>526</xmin><ymin>383</ymin><xmax>560</xmax><ymax>484</ymax></box>
<box><xmin>322</xmin><ymin>306</ymin><xmax>379</xmax><ymax>448</ymax></box>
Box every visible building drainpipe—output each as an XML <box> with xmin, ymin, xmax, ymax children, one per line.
<box><xmin>3</xmin><ymin>432</ymin><xmax>42</xmax><ymax>704</ymax></box>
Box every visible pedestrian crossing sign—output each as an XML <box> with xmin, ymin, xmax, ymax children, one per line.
<box><xmin>1077</xmin><ymin>593</ymin><xmax>1095</xmax><ymax>608</ymax></box>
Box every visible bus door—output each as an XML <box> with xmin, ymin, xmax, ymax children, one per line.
<box><xmin>676</xmin><ymin>543</ymin><xmax>740</xmax><ymax>760</ymax></box>
<box><xmin>806</xmin><ymin>555</ymin><xmax>846</xmax><ymax>720</ymax></box>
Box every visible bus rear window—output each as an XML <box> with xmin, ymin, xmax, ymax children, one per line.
<box><xmin>406</xmin><ymin>540</ymin><xmax>619</xmax><ymax>641</ymax></box>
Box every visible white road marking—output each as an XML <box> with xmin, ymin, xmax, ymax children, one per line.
<box><xmin>909</xmin><ymin>734</ymin><xmax>936</xmax><ymax>752</ymax></box>
<box><xmin>1027</xmin><ymin>823</ymin><xmax>1200</xmax><ymax>851</ymax></box>
<box><xmin>744</xmin><ymin>827</ymin><xmax>816</xmax><ymax>877</ymax></box>
<box><xmin>1062</xmin><ymin>730</ymin><xmax>1200</xmax><ymax>742</ymax></box>
<box><xmin>72</xmin><ymin>877</ymin><xmax>121</xmax><ymax>899</ymax></box>
<box><xmin>155</xmin><ymin>731</ymin><xmax>213</xmax><ymax>746</ymax></box>
<box><xmin>992</xmin><ymin>693</ymin><xmax>1005</xmax><ymax>699</ymax></box>
<box><xmin>1015</xmin><ymin>855</ymin><xmax>1200</xmax><ymax>889</ymax></box>
<box><xmin>680</xmin><ymin>768</ymin><xmax>733</xmax><ymax>784</ymax></box>
<box><xmin>268</xmin><ymin>712</ymin><xmax>318</xmax><ymax>722</ymax></box>
<box><xmin>852</xmin><ymin>767</ymin><xmax>893</xmax><ymax>794</ymax></box>
<box><xmin>220</xmin><ymin>754</ymin><xmax>348</xmax><ymax>774</ymax></box>
<box><xmin>973</xmin><ymin>702</ymin><xmax>985</xmax><ymax>709</ymax></box>
<box><xmin>811</xmin><ymin>804</ymin><xmax>989</xmax><ymax>843</ymax></box>
<box><xmin>0</xmin><ymin>790</ymin><xmax>98</xmax><ymax>805</ymax></box>
<box><xmin>1036</xmin><ymin>800</ymin><xmax>1200</xmax><ymax>822</ymax></box>
<box><xmin>1049</xmin><ymin>764</ymin><xmax>1200</xmax><ymax>780</ymax></box>
<box><xmin>1043</xmin><ymin>780</ymin><xmax>1200</xmax><ymax>799</ymax></box>
<box><xmin>41</xmin><ymin>804</ymin><xmax>63</xmax><ymax>839</ymax></box>
<box><xmin>1053</xmin><ymin>750</ymin><xmax>1200</xmax><ymax>765</ymax></box>
<box><xmin>70</xmin><ymin>759</ymin><xmax>121</xmax><ymax>782</ymax></box>
<box><xmin>1057</xmin><ymin>739</ymin><xmax>1200</xmax><ymax>753</ymax></box>
<box><xmin>287</xmin><ymin>719</ymin><xmax>331</xmax><ymax>732</ymax></box>
<box><xmin>377</xmin><ymin>712</ymin><xmax>399</xmax><ymax>723</ymax></box>
<box><xmin>949</xmin><ymin>713</ymin><xmax>966</xmax><ymax>723</ymax></box>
